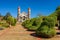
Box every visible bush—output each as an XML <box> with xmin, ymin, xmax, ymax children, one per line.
<box><xmin>43</xmin><ymin>17</ymin><xmax>55</xmax><ymax>28</ymax></box>
<box><xmin>36</xmin><ymin>25</ymin><xmax>49</xmax><ymax>36</ymax></box>
<box><xmin>36</xmin><ymin>25</ymin><xmax>56</xmax><ymax>38</ymax></box>
<box><xmin>6</xmin><ymin>16</ymin><xmax>16</xmax><ymax>26</ymax></box>
<box><xmin>28</xmin><ymin>17</ymin><xmax>43</xmax><ymax>31</ymax></box>
<box><xmin>11</xmin><ymin>18</ymin><xmax>17</xmax><ymax>26</ymax></box>
<box><xmin>36</xmin><ymin>17</ymin><xmax>56</xmax><ymax>38</ymax></box>
<box><xmin>28</xmin><ymin>26</ymin><xmax>39</xmax><ymax>31</ymax></box>
<box><xmin>22</xmin><ymin>20</ymin><xmax>31</xmax><ymax>28</ymax></box>
<box><xmin>22</xmin><ymin>18</ymin><xmax>36</xmax><ymax>30</ymax></box>
<box><xmin>22</xmin><ymin>16</ymin><xmax>43</xmax><ymax>31</ymax></box>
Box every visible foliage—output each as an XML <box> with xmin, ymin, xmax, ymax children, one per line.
<box><xmin>22</xmin><ymin>20</ymin><xmax>32</xmax><ymax>28</ymax></box>
<box><xmin>6</xmin><ymin>16</ymin><xmax>16</xmax><ymax>26</ymax></box>
<box><xmin>28</xmin><ymin>16</ymin><xmax>43</xmax><ymax>30</ymax></box>
<box><xmin>49</xmin><ymin>6</ymin><xmax>60</xmax><ymax>26</ymax></box>
<box><xmin>22</xmin><ymin>16</ymin><xmax>43</xmax><ymax>31</ymax></box>
<box><xmin>36</xmin><ymin>17</ymin><xmax>56</xmax><ymax>38</ymax></box>
<box><xmin>56</xmin><ymin>6</ymin><xmax>60</xmax><ymax>11</ymax></box>
<box><xmin>44</xmin><ymin>17</ymin><xmax>55</xmax><ymax>27</ymax></box>
<box><xmin>14</xmin><ymin>18</ymin><xmax>17</xmax><ymax>25</ymax></box>
<box><xmin>3</xmin><ymin>12</ymin><xmax>12</xmax><ymax>20</ymax></box>
<box><xmin>49</xmin><ymin>12</ymin><xmax>57</xmax><ymax>24</ymax></box>
<box><xmin>0</xmin><ymin>12</ymin><xmax>17</xmax><ymax>28</ymax></box>
<box><xmin>22</xmin><ymin>6</ymin><xmax>60</xmax><ymax>38</ymax></box>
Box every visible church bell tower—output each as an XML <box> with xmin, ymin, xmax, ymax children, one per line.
<box><xmin>17</xmin><ymin>6</ymin><xmax>20</xmax><ymax>22</ymax></box>
<box><xmin>28</xmin><ymin>8</ymin><xmax>31</xmax><ymax>19</ymax></box>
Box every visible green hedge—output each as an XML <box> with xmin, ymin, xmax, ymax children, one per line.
<box><xmin>22</xmin><ymin>16</ymin><xmax>56</xmax><ymax>38</ymax></box>
<box><xmin>22</xmin><ymin>16</ymin><xmax>43</xmax><ymax>31</ymax></box>
<box><xmin>36</xmin><ymin>17</ymin><xmax>56</xmax><ymax>38</ymax></box>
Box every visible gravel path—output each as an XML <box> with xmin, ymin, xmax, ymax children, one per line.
<box><xmin>1</xmin><ymin>23</ymin><xmax>60</xmax><ymax>40</ymax></box>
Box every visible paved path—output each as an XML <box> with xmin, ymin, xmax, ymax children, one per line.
<box><xmin>0</xmin><ymin>23</ymin><xmax>37</xmax><ymax>40</ymax></box>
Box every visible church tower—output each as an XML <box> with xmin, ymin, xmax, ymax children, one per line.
<box><xmin>17</xmin><ymin>6</ymin><xmax>20</xmax><ymax>22</ymax></box>
<box><xmin>28</xmin><ymin>8</ymin><xmax>31</xmax><ymax>19</ymax></box>
<box><xmin>18</xmin><ymin>6</ymin><xmax>20</xmax><ymax>15</ymax></box>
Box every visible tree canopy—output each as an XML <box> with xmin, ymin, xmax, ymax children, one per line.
<box><xmin>4</xmin><ymin>12</ymin><xmax>12</xmax><ymax>20</ymax></box>
<box><xmin>56</xmin><ymin>6</ymin><xmax>60</xmax><ymax>11</ymax></box>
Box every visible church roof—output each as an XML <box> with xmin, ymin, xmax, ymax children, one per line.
<box><xmin>22</xmin><ymin>12</ymin><xmax>27</xmax><ymax>15</ymax></box>
<box><xmin>20</xmin><ymin>12</ymin><xmax>28</xmax><ymax>17</ymax></box>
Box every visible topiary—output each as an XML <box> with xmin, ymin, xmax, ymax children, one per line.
<box><xmin>46</xmin><ymin>28</ymin><xmax>56</xmax><ymax>38</ymax></box>
<box><xmin>43</xmin><ymin>17</ymin><xmax>55</xmax><ymax>28</ymax></box>
<box><xmin>36</xmin><ymin>25</ymin><xmax>49</xmax><ymax>37</ymax></box>
<box><xmin>22</xmin><ymin>20</ymin><xmax>32</xmax><ymax>28</ymax></box>
<box><xmin>22</xmin><ymin>16</ymin><xmax>44</xmax><ymax>31</ymax></box>
<box><xmin>36</xmin><ymin>17</ymin><xmax>56</xmax><ymax>38</ymax></box>
<box><xmin>28</xmin><ymin>26</ymin><xmax>39</xmax><ymax>31</ymax></box>
<box><xmin>29</xmin><ymin>16</ymin><xmax>44</xmax><ymax>31</ymax></box>
<box><xmin>36</xmin><ymin>25</ymin><xmax>56</xmax><ymax>38</ymax></box>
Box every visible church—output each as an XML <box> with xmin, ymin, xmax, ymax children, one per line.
<box><xmin>17</xmin><ymin>7</ymin><xmax>31</xmax><ymax>22</ymax></box>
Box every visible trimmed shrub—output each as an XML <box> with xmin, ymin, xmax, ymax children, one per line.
<box><xmin>36</xmin><ymin>25</ymin><xmax>49</xmax><ymax>36</ymax></box>
<box><xmin>28</xmin><ymin>17</ymin><xmax>43</xmax><ymax>31</ymax></box>
<box><xmin>36</xmin><ymin>17</ymin><xmax>56</xmax><ymax>38</ymax></box>
<box><xmin>28</xmin><ymin>26</ymin><xmax>39</xmax><ymax>31</ymax></box>
<box><xmin>22</xmin><ymin>20</ymin><xmax>31</xmax><ymax>28</ymax></box>
<box><xmin>22</xmin><ymin>16</ymin><xmax>43</xmax><ymax>31</ymax></box>
<box><xmin>36</xmin><ymin>25</ymin><xmax>56</xmax><ymax>38</ymax></box>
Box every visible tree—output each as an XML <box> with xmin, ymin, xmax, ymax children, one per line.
<box><xmin>36</xmin><ymin>17</ymin><xmax>56</xmax><ymax>38</ymax></box>
<box><xmin>6</xmin><ymin>16</ymin><xmax>16</xmax><ymax>27</ymax></box>
<box><xmin>49</xmin><ymin>6</ymin><xmax>60</xmax><ymax>29</ymax></box>
<box><xmin>6</xmin><ymin>16</ymin><xmax>13</xmax><ymax>27</ymax></box>
<box><xmin>56</xmin><ymin>6</ymin><xmax>60</xmax><ymax>29</ymax></box>
<box><xmin>4</xmin><ymin>12</ymin><xmax>12</xmax><ymax>20</ymax></box>
<box><xmin>56</xmin><ymin>6</ymin><xmax>60</xmax><ymax>11</ymax></box>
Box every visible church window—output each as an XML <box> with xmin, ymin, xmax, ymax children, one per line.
<box><xmin>23</xmin><ymin>16</ymin><xmax>25</xmax><ymax>20</ymax></box>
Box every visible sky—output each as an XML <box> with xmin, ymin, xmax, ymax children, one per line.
<box><xmin>0</xmin><ymin>0</ymin><xmax>60</xmax><ymax>18</ymax></box>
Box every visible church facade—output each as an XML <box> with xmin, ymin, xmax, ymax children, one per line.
<box><xmin>17</xmin><ymin>7</ymin><xmax>31</xmax><ymax>22</ymax></box>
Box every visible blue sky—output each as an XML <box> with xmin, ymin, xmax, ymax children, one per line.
<box><xmin>0</xmin><ymin>0</ymin><xmax>60</xmax><ymax>18</ymax></box>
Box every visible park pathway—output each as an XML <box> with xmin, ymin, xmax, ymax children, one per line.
<box><xmin>0</xmin><ymin>23</ymin><xmax>38</xmax><ymax>40</ymax></box>
<box><xmin>0</xmin><ymin>23</ymin><xmax>60</xmax><ymax>40</ymax></box>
